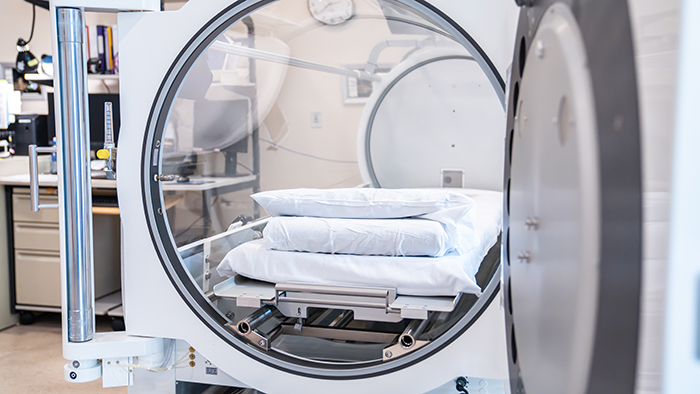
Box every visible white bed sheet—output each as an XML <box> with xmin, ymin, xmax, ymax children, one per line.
<box><xmin>217</xmin><ymin>189</ymin><xmax>502</xmax><ymax>297</ymax></box>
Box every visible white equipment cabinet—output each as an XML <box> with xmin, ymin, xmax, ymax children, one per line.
<box><xmin>45</xmin><ymin>0</ymin><xmax>698</xmax><ymax>393</ymax></box>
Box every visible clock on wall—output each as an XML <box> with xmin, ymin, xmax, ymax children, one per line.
<box><xmin>308</xmin><ymin>0</ymin><xmax>355</xmax><ymax>26</ymax></box>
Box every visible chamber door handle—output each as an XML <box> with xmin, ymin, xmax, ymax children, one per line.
<box><xmin>28</xmin><ymin>144</ymin><xmax>59</xmax><ymax>212</ymax></box>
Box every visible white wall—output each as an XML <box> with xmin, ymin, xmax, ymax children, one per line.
<box><xmin>251</xmin><ymin>0</ymin><xmax>425</xmax><ymax>190</ymax></box>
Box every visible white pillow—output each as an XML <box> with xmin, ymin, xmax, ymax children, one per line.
<box><xmin>251</xmin><ymin>188</ymin><xmax>475</xmax><ymax>219</ymax></box>
<box><xmin>263</xmin><ymin>216</ymin><xmax>452</xmax><ymax>257</ymax></box>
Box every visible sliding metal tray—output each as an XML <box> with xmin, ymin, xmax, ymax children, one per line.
<box><xmin>213</xmin><ymin>275</ymin><xmax>461</xmax><ymax>323</ymax></box>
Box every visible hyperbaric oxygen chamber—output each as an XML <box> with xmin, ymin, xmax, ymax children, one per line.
<box><xmin>110</xmin><ymin>0</ymin><xmax>645</xmax><ymax>392</ymax></box>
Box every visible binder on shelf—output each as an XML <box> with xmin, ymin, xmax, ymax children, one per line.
<box><xmin>111</xmin><ymin>24</ymin><xmax>119</xmax><ymax>73</ymax></box>
<box><xmin>106</xmin><ymin>26</ymin><xmax>114</xmax><ymax>74</ymax></box>
<box><xmin>97</xmin><ymin>26</ymin><xmax>106</xmax><ymax>73</ymax></box>
<box><xmin>85</xmin><ymin>24</ymin><xmax>118</xmax><ymax>75</ymax></box>
<box><xmin>88</xmin><ymin>25</ymin><xmax>98</xmax><ymax>60</ymax></box>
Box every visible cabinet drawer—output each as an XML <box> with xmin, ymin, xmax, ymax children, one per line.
<box><xmin>12</xmin><ymin>192</ymin><xmax>59</xmax><ymax>223</ymax></box>
<box><xmin>13</xmin><ymin>222</ymin><xmax>60</xmax><ymax>251</ymax></box>
<box><xmin>15</xmin><ymin>250</ymin><xmax>60</xmax><ymax>307</ymax></box>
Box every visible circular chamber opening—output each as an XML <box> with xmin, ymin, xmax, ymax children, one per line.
<box><xmin>144</xmin><ymin>0</ymin><xmax>506</xmax><ymax>379</ymax></box>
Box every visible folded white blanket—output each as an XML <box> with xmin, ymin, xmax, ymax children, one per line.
<box><xmin>263</xmin><ymin>216</ymin><xmax>452</xmax><ymax>257</ymax></box>
<box><xmin>217</xmin><ymin>239</ymin><xmax>486</xmax><ymax>296</ymax></box>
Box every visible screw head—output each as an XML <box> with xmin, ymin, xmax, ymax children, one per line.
<box><xmin>72</xmin><ymin>360</ymin><xmax>80</xmax><ymax>368</ymax></box>
<box><xmin>69</xmin><ymin>371</ymin><xmax>77</xmax><ymax>380</ymax></box>
<box><xmin>258</xmin><ymin>339</ymin><xmax>266</xmax><ymax>347</ymax></box>
<box><xmin>384</xmin><ymin>351</ymin><xmax>393</xmax><ymax>358</ymax></box>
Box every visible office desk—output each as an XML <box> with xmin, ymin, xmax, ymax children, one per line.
<box><xmin>0</xmin><ymin>172</ymin><xmax>258</xmax><ymax>324</ymax></box>
<box><xmin>0</xmin><ymin>173</ymin><xmax>121</xmax><ymax>323</ymax></box>
<box><xmin>0</xmin><ymin>157</ymin><xmax>40</xmax><ymax>330</ymax></box>
<box><xmin>161</xmin><ymin>174</ymin><xmax>259</xmax><ymax>238</ymax></box>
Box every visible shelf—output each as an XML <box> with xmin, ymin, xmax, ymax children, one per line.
<box><xmin>23</xmin><ymin>73</ymin><xmax>119</xmax><ymax>88</ymax></box>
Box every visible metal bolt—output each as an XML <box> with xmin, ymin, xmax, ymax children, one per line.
<box><xmin>189</xmin><ymin>354</ymin><xmax>195</xmax><ymax>360</ymax></box>
<box><xmin>72</xmin><ymin>360</ymin><xmax>80</xmax><ymax>368</ymax></box>
<box><xmin>189</xmin><ymin>361</ymin><xmax>196</xmax><ymax>367</ymax></box>
<box><xmin>155</xmin><ymin>140</ymin><xmax>161</xmax><ymax>147</ymax></box>
<box><xmin>258</xmin><ymin>339</ymin><xmax>266</xmax><ymax>347</ymax></box>
<box><xmin>189</xmin><ymin>347</ymin><xmax>195</xmax><ymax>353</ymax></box>
<box><xmin>116</xmin><ymin>360</ymin><xmax>119</xmax><ymax>364</ymax></box>
<box><xmin>69</xmin><ymin>371</ymin><xmax>77</xmax><ymax>380</ymax></box>
<box><xmin>536</xmin><ymin>40</ymin><xmax>545</xmax><ymax>58</ymax></box>
<box><xmin>385</xmin><ymin>351</ymin><xmax>393</xmax><ymax>358</ymax></box>
<box><xmin>157</xmin><ymin>207</ymin><xmax>163</xmax><ymax>215</ymax></box>
<box><xmin>525</xmin><ymin>217</ymin><xmax>539</xmax><ymax>230</ymax></box>
<box><xmin>517</xmin><ymin>251</ymin><xmax>531</xmax><ymax>263</ymax></box>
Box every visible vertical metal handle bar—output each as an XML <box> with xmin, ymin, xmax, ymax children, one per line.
<box><xmin>56</xmin><ymin>7</ymin><xmax>94</xmax><ymax>343</ymax></box>
<box><xmin>28</xmin><ymin>145</ymin><xmax>59</xmax><ymax>212</ymax></box>
<box><xmin>28</xmin><ymin>145</ymin><xmax>40</xmax><ymax>212</ymax></box>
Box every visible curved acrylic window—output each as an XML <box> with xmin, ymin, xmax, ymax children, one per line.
<box><xmin>149</xmin><ymin>0</ymin><xmax>504</xmax><ymax>376</ymax></box>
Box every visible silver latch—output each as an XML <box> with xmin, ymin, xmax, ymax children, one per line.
<box><xmin>517</xmin><ymin>251</ymin><xmax>531</xmax><ymax>263</ymax></box>
<box><xmin>154</xmin><ymin>174</ymin><xmax>181</xmax><ymax>182</ymax></box>
<box><xmin>525</xmin><ymin>216</ymin><xmax>539</xmax><ymax>230</ymax></box>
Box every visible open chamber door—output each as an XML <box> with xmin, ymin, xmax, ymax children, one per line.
<box><xmin>503</xmin><ymin>1</ymin><xmax>642</xmax><ymax>394</ymax></box>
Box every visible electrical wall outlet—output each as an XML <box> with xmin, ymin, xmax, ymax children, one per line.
<box><xmin>310</xmin><ymin>111</ymin><xmax>322</xmax><ymax>128</ymax></box>
<box><xmin>441</xmin><ymin>169</ymin><xmax>465</xmax><ymax>188</ymax></box>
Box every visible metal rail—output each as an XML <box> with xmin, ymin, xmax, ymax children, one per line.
<box><xmin>209</xmin><ymin>41</ymin><xmax>381</xmax><ymax>82</ymax></box>
<box><xmin>55</xmin><ymin>7</ymin><xmax>94</xmax><ymax>343</ymax></box>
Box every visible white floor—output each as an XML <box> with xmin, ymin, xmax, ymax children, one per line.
<box><xmin>0</xmin><ymin>313</ymin><xmax>127</xmax><ymax>393</ymax></box>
